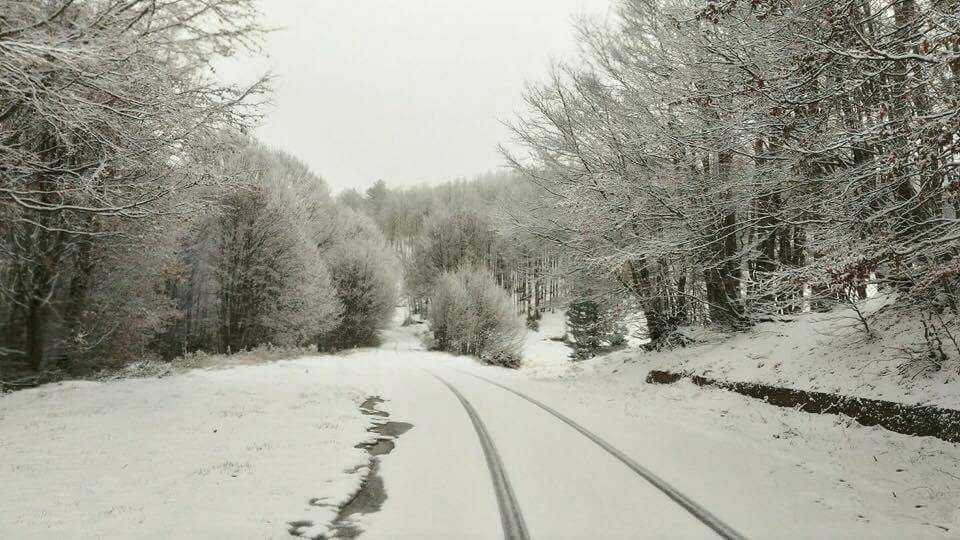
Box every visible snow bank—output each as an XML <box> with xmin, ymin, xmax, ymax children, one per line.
<box><xmin>574</xmin><ymin>297</ymin><xmax>960</xmax><ymax>410</ymax></box>
<box><xmin>0</xmin><ymin>357</ymin><xmax>373</xmax><ymax>539</ymax></box>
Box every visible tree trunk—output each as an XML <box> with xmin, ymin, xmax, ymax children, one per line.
<box><xmin>26</xmin><ymin>295</ymin><xmax>45</xmax><ymax>371</ymax></box>
<box><xmin>63</xmin><ymin>237</ymin><xmax>96</xmax><ymax>363</ymax></box>
<box><xmin>704</xmin><ymin>152</ymin><xmax>744</xmax><ymax>326</ymax></box>
<box><xmin>621</xmin><ymin>259</ymin><xmax>666</xmax><ymax>342</ymax></box>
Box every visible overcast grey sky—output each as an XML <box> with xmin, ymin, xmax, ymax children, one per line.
<box><xmin>220</xmin><ymin>0</ymin><xmax>613</xmax><ymax>193</ymax></box>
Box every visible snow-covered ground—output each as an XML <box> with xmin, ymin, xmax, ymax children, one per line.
<box><xmin>360</xmin><ymin>309</ymin><xmax>960</xmax><ymax>537</ymax></box>
<box><xmin>558</xmin><ymin>296</ymin><xmax>960</xmax><ymax>409</ymax></box>
<box><xmin>520</xmin><ymin>310</ymin><xmax>573</xmax><ymax>377</ymax></box>
<box><xmin>0</xmin><ymin>359</ymin><xmax>374</xmax><ymax>539</ymax></box>
<box><xmin>507</xmin><ymin>300</ymin><xmax>960</xmax><ymax>536</ymax></box>
<box><xmin>490</xmin><ymin>363</ymin><xmax>960</xmax><ymax>537</ymax></box>
<box><xmin>2</xmin><ymin>305</ymin><xmax>957</xmax><ymax>539</ymax></box>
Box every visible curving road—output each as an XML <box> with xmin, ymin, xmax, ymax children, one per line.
<box><xmin>412</xmin><ymin>369</ymin><xmax>738</xmax><ymax>540</ymax></box>
<box><xmin>430</xmin><ymin>372</ymin><xmax>530</xmax><ymax>540</ymax></box>
<box><xmin>347</xmin><ymin>325</ymin><xmax>744</xmax><ymax>539</ymax></box>
<box><xmin>333</xmin><ymin>319</ymin><xmax>945</xmax><ymax>539</ymax></box>
<box><xmin>449</xmin><ymin>369</ymin><xmax>745</xmax><ymax>540</ymax></box>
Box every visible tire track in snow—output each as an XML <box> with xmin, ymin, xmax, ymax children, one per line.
<box><xmin>459</xmin><ymin>370</ymin><xmax>747</xmax><ymax>540</ymax></box>
<box><xmin>429</xmin><ymin>372</ymin><xmax>530</xmax><ymax>540</ymax></box>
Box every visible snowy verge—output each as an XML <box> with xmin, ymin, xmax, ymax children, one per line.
<box><xmin>537</xmin><ymin>296</ymin><xmax>960</xmax><ymax>410</ymax></box>
<box><xmin>0</xmin><ymin>345</ymin><xmax>320</xmax><ymax>395</ymax></box>
<box><xmin>0</xmin><ymin>356</ymin><xmax>374</xmax><ymax>539</ymax></box>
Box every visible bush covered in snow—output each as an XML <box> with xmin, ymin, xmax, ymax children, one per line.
<box><xmin>428</xmin><ymin>266</ymin><xmax>524</xmax><ymax>368</ymax></box>
<box><xmin>321</xmin><ymin>237</ymin><xmax>400</xmax><ymax>350</ymax></box>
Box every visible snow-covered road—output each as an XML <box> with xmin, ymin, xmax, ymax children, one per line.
<box><xmin>423</xmin><ymin>368</ymin><xmax>728</xmax><ymax>539</ymax></box>
<box><xmin>323</xmin><ymin>352</ymin><xmax>724</xmax><ymax>539</ymax></box>
<box><xmin>342</xmin><ymin>320</ymin><xmax>958</xmax><ymax>539</ymax></box>
<box><xmin>2</xmin><ymin>316</ymin><xmax>956</xmax><ymax>538</ymax></box>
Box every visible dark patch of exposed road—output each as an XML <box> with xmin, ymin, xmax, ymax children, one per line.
<box><xmin>332</xmin><ymin>396</ymin><xmax>412</xmax><ymax>539</ymax></box>
<box><xmin>289</xmin><ymin>395</ymin><xmax>412</xmax><ymax>540</ymax></box>
<box><xmin>459</xmin><ymin>370</ymin><xmax>747</xmax><ymax>540</ymax></box>
<box><xmin>430</xmin><ymin>372</ymin><xmax>530</xmax><ymax>540</ymax></box>
<box><xmin>359</xmin><ymin>397</ymin><xmax>390</xmax><ymax>418</ymax></box>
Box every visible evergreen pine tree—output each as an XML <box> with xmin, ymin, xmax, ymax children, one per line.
<box><xmin>566</xmin><ymin>300</ymin><xmax>600</xmax><ymax>360</ymax></box>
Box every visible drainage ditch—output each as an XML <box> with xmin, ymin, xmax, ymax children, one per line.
<box><xmin>647</xmin><ymin>370</ymin><xmax>960</xmax><ymax>444</ymax></box>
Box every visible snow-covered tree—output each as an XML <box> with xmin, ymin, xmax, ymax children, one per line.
<box><xmin>319</xmin><ymin>210</ymin><xmax>400</xmax><ymax>350</ymax></box>
<box><xmin>506</xmin><ymin>0</ymin><xmax>960</xmax><ymax>355</ymax></box>
<box><xmin>0</xmin><ymin>0</ymin><xmax>267</xmax><ymax>370</ymax></box>
<box><xmin>163</xmin><ymin>145</ymin><xmax>342</xmax><ymax>355</ymax></box>
<box><xmin>566</xmin><ymin>300</ymin><xmax>601</xmax><ymax>360</ymax></box>
<box><xmin>322</xmin><ymin>239</ymin><xmax>399</xmax><ymax>350</ymax></box>
<box><xmin>406</xmin><ymin>209</ymin><xmax>501</xmax><ymax>308</ymax></box>
<box><xmin>428</xmin><ymin>266</ymin><xmax>525</xmax><ymax>368</ymax></box>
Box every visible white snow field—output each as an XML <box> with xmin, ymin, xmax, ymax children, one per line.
<box><xmin>0</xmin><ymin>360</ymin><xmax>374</xmax><ymax>539</ymax></box>
<box><xmin>2</xmin><ymin>307</ymin><xmax>958</xmax><ymax>538</ymax></box>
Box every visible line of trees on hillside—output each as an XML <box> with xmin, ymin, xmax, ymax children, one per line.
<box><xmin>341</xmin><ymin>175</ymin><xmax>569</xmax><ymax>366</ymax></box>
<box><xmin>501</xmin><ymin>0</ymin><xmax>959</xmax><ymax>356</ymax></box>
<box><xmin>154</xmin><ymin>145</ymin><xmax>398</xmax><ymax>360</ymax></box>
<box><xmin>340</xmin><ymin>175</ymin><xmax>568</xmax><ymax>326</ymax></box>
<box><xmin>0</xmin><ymin>1</ymin><xmax>397</xmax><ymax>380</ymax></box>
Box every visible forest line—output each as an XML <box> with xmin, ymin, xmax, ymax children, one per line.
<box><xmin>0</xmin><ymin>1</ymin><xmax>398</xmax><ymax>380</ymax></box>
<box><xmin>2</xmin><ymin>0</ymin><xmax>959</xmax><ymax>378</ymax></box>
